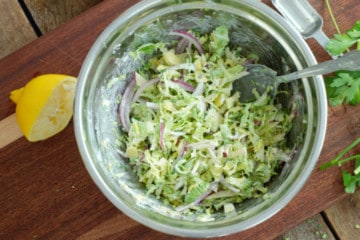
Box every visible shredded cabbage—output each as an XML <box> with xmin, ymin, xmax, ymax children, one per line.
<box><xmin>119</xmin><ymin>26</ymin><xmax>293</xmax><ymax>214</ymax></box>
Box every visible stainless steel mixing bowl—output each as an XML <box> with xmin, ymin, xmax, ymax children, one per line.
<box><xmin>74</xmin><ymin>0</ymin><xmax>327</xmax><ymax>237</ymax></box>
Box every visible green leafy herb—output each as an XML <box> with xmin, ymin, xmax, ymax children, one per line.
<box><xmin>326</xmin><ymin>71</ymin><xmax>360</xmax><ymax>106</ymax></box>
<box><xmin>348</xmin><ymin>21</ymin><xmax>360</xmax><ymax>39</ymax></box>
<box><xmin>321</xmin><ymin>2</ymin><xmax>360</xmax><ymax>194</ymax></box>
<box><xmin>320</xmin><ymin>138</ymin><xmax>360</xmax><ymax>193</ymax></box>
<box><xmin>342</xmin><ymin>170</ymin><xmax>359</xmax><ymax>193</ymax></box>
<box><xmin>324</xmin><ymin>21</ymin><xmax>360</xmax><ymax>107</ymax></box>
<box><xmin>325</xmin><ymin>21</ymin><xmax>360</xmax><ymax>56</ymax></box>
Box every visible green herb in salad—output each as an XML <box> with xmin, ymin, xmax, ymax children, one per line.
<box><xmin>118</xmin><ymin>26</ymin><xmax>295</xmax><ymax>214</ymax></box>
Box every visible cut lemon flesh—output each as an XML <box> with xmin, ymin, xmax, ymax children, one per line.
<box><xmin>10</xmin><ymin>74</ymin><xmax>77</xmax><ymax>142</ymax></box>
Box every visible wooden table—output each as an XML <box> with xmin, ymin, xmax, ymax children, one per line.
<box><xmin>1</xmin><ymin>0</ymin><xmax>360</xmax><ymax>239</ymax></box>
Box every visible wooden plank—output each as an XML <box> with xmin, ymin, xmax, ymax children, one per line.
<box><xmin>0</xmin><ymin>114</ymin><xmax>23</xmax><ymax>149</ymax></box>
<box><xmin>323</xmin><ymin>190</ymin><xmax>360</xmax><ymax>239</ymax></box>
<box><xmin>0</xmin><ymin>1</ymin><xmax>337</xmax><ymax>239</ymax></box>
<box><xmin>276</xmin><ymin>214</ymin><xmax>335</xmax><ymax>240</ymax></box>
<box><xmin>24</xmin><ymin>0</ymin><xmax>102</xmax><ymax>34</ymax></box>
<box><xmin>0</xmin><ymin>0</ymin><xmax>359</xmax><ymax>239</ymax></box>
<box><xmin>0</xmin><ymin>0</ymin><xmax>103</xmax><ymax>149</ymax></box>
<box><xmin>0</xmin><ymin>0</ymin><xmax>37</xmax><ymax>59</ymax></box>
<box><xmin>279</xmin><ymin>1</ymin><xmax>360</xmax><ymax>238</ymax></box>
<box><xmin>2</xmin><ymin>0</ymin><xmax>338</xmax><ymax>239</ymax></box>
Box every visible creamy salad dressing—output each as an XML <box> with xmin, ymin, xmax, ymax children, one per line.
<box><xmin>116</xmin><ymin>26</ymin><xmax>295</xmax><ymax>216</ymax></box>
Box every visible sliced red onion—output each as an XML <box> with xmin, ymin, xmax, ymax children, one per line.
<box><xmin>288</xmin><ymin>92</ymin><xmax>304</xmax><ymax>118</ymax></box>
<box><xmin>159</xmin><ymin>120</ymin><xmax>166</xmax><ymax>151</ymax></box>
<box><xmin>175</xmin><ymin>181</ymin><xmax>218</xmax><ymax>212</ymax></box>
<box><xmin>132</xmin><ymin>78</ymin><xmax>160</xmax><ymax>103</ymax></box>
<box><xmin>172</xmin><ymin>79</ymin><xmax>195</xmax><ymax>92</ymax></box>
<box><xmin>118</xmin><ymin>78</ymin><xmax>136</xmax><ymax>132</ymax></box>
<box><xmin>170</xmin><ymin>30</ymin><xmax>205</xmax><ymax>54</ymax></box>
<box><xmin>176</xmin><ymin>37</ymin><xmax>190</xmax><ymax>54</ymax></box>
<box><xmin>136</xmin><ymin>152</ymin><xmax>145</xmax><ymax>167</ymax></box>
<box><xmin>178</xmin><ymin>140</ymin><xmax>188</xmax><ymax>158</ymax></box>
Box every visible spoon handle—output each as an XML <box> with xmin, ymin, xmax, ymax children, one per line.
<box><xmin>281</xmin><ymin>50</ymin><xmax>360</xmax><ymax>82</ymax></box>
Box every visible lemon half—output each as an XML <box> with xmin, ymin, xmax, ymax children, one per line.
<box><xmin>10</xmin><ymin>74</ymin><xmax>77</xmax><ymax>142</ymax></box>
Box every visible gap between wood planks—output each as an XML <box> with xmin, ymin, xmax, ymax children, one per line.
<box><xmin>0</xmin><ymin>1</ymin><xmax>40</xmax><ymax>149</ymax></box>
<box><xmin>17</xmin><ymin>0</ymin><xmax>42</xmax><ymax>37</ymax></box>
<box><xmin>321</xmin><ymin>211</ymin><xmax>340</xmax><ymax>240</ymax></box>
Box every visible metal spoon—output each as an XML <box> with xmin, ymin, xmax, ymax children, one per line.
<box><xmin>272</xmin><ymin>0</ymin><xmax>332</xmax><ymax>57</ymax></box>
<box><xmin>233</xmin><ymin>50</ymin><xmax>360</xmax><ymax>102</ymax></box>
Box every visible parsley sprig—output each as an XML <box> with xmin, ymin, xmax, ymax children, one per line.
<box><xmin>319</xmin><ymin>2</ymin><xmax>360</xmax><ymax>194</ymax></box>
<box><xmin>325</xmin><ymin>20</ymin><xmax>360</xmax><ymax>56</ymax></box>
<box><xmin>325</xmin><ymin>21</ymin><xmax>360</xmax><ymax>106</ymax></box>
<box><xmin>326</xmin><ymin>70</ymin><xmax>360</xmax><ymax>106</ymax></box>
<box><xmin>320</xmin><ymin>138</ymin><xmax>360</xmax><ymax>193</ymax></box>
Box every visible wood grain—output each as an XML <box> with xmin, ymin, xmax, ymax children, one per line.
<box><xmin>0</xmin><ymin>0</ymin><xmax>360</xmax><ymax>239</ymax></box>
<box><xmin>0</xmin><ymin>0</ymin><xmax>37</xmax><ymax>59</ymax></box>
<box><xmin>276</xmin><ymin>214</ymin><xmax>335</xmax><ymax>240</ymax></box>
<box><xmin>24</xmin><ymin>0</ymin><xmax>102</xmax><ymax>34</ymax></box>
<box><xmin>0</xmin><ymin>114</ymin><xmax>23</xmax><ymax>149</ymax></box>
<box><xmin>324</xmin><ymin>190</ymin><xmax>360</xmax><ymax>239</ymax></box>
<box><xmin>0</xmin><ymin>2</ymin><xmax>137</xmax><ymax>239</ymax></box>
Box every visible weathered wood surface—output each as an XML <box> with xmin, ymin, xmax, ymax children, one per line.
<box><xmin>24</xmin><ymin>0</ymin><xmax>102</xmax><ymax>33</ymax></box>
<box><xmin>0</xmin><ymin>0</ymin><xmax>37</xmax><ymax>59</ymax></box>
<box><xmin>324</xmin><ymin>190</ymin><xmax>360</xmax><ymax>239</ymax></box>
<box><xmin>0</xmin><ymin>114</ymin><xmax>22</xmax><ymax>149</ymax></box>
<box><xmin>276</xmin><ymin>1</ymin><xmax>360</xmax><ymax>238</ymax></box>
<box><xmin>0</xmin><ymin>0</ymin><xmax>360</xmax><ymax>239</ymax></box>
<box><xmin>277</xmin><ymin>214</ymin><xmax>336</xmax><ymax>240</ymax></box>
